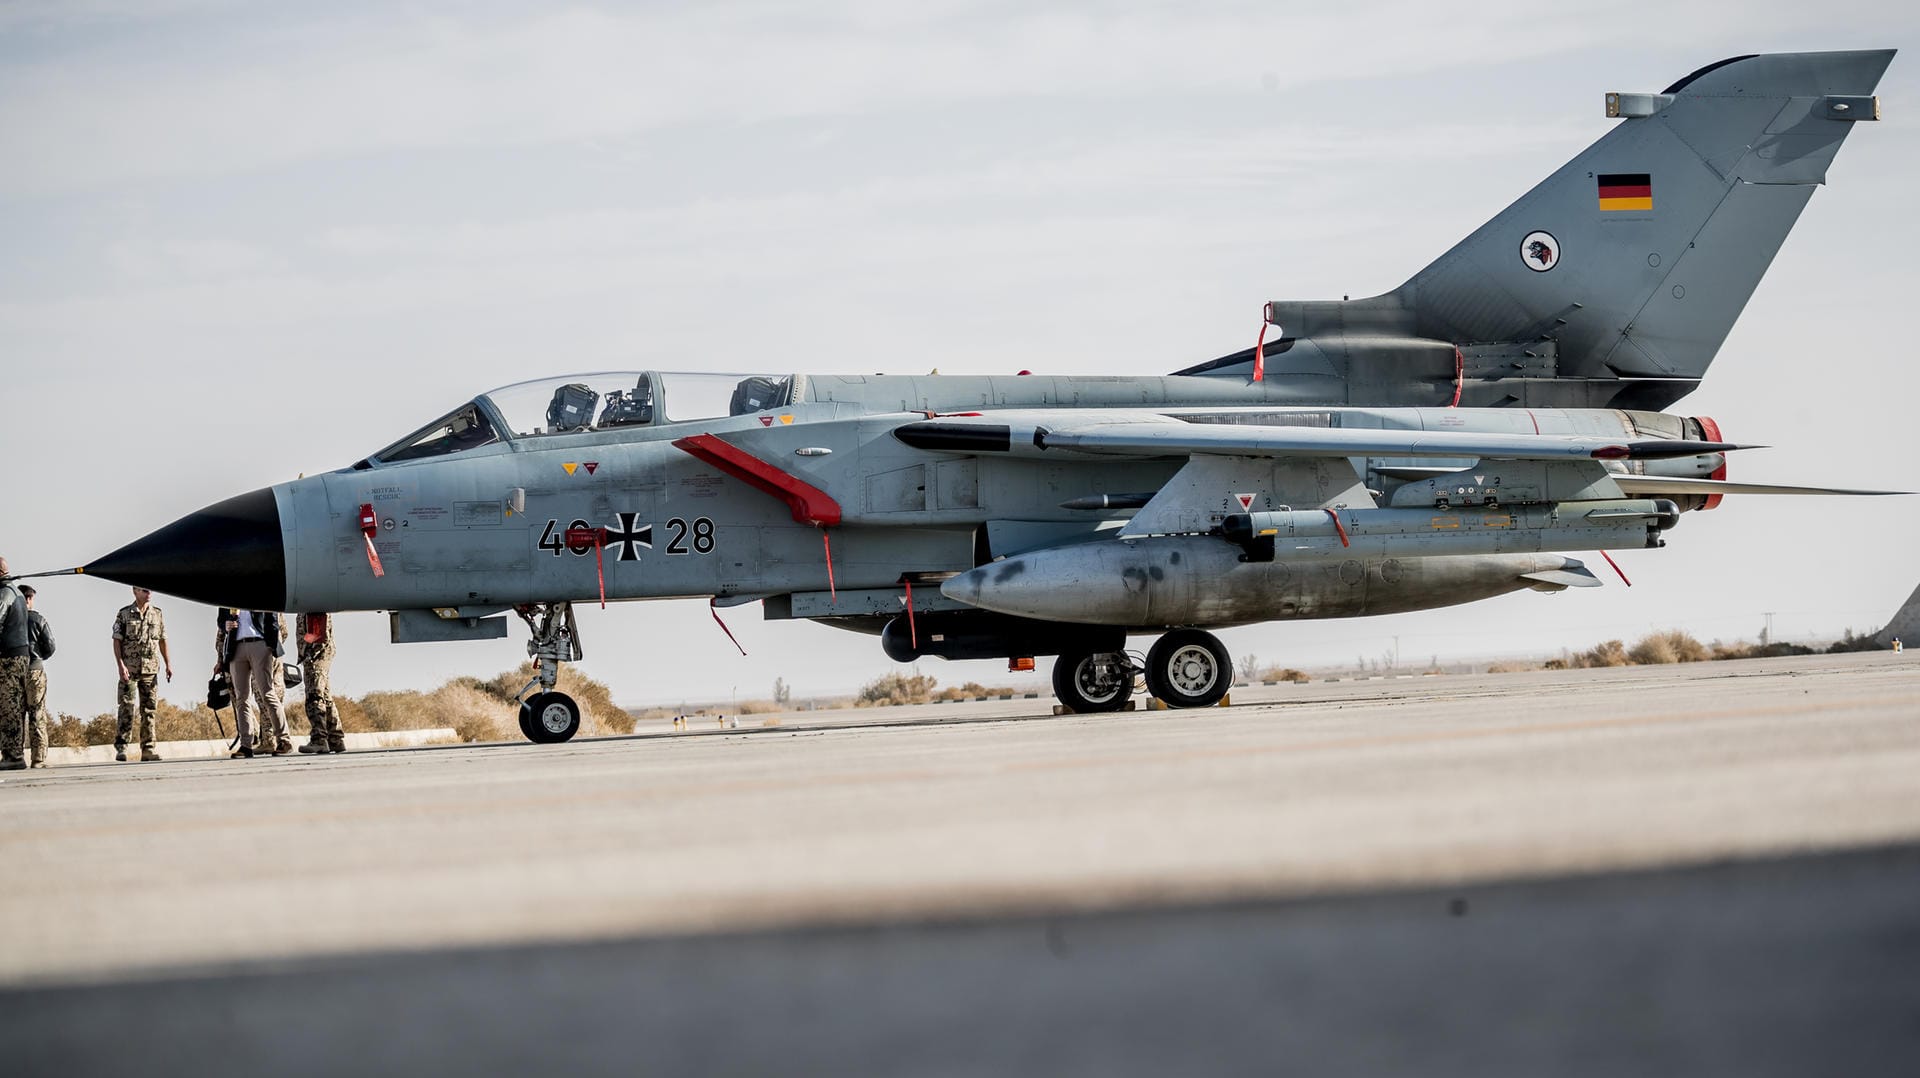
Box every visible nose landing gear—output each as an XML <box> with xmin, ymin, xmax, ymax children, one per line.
<box><xmin>512</xmin><ymin>602</ymin><xmax>584</xmax><ymax>743</ymax></box>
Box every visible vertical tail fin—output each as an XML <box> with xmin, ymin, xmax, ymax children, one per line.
<box><xmin>1395</xmin><ymin>50</ymin><xmax>1893</xmax><ymax>385</ymax></box>
<box><xmin>1179</xmin><ymin>51</ymin><xmax>1893</xmax><ymax>410</ymax></box>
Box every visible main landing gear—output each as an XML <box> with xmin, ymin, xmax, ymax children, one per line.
<box><xmin>1051</xmin><ymin>628</ymin><xmax>1234</xmax><ymax>713</ymax></box>
<box><xmin>513</xmin><ymin>602</ymin><xmax>584</xmax><ymax>744</ymax></box>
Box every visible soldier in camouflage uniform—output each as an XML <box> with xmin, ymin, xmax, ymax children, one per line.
<box><xmin>21</xmin><ymin>585</ymin><xmax>54</xmax><ymax>768</ymax></box>
<box><xmin>296</xmin><ymin>612</ymin><xmax>345</xmax><ymax>754</ymax></box>
<box><xmin>0</xmin><ymin>556</ymin><xmax>29</xmax><ymax>771</ymax></box>
<box><xmin>112</xmin><ymin>586</ymin><xmax>173</xmax><ymax>762</ymax></box>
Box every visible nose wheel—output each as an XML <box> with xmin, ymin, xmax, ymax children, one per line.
<box><xmin>519</xmin><ymin>691</ymin><xmax>582</xmax><ymax>743</ymax></box>
<box><xmin>1144</xmin><ymin>629</ymin><xmax>1232</xmax><ymax>709</ymax></box>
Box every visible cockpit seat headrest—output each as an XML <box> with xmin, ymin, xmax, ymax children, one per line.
<box><xmin>547</xmin><ymin>383</ymin><xmax>599</xmax><ymax>432</ymax></box>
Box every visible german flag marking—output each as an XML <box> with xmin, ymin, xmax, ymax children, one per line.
<box><xmin>1598</xmin><ymin>172</ymin><xmax>1652</xmax><ymax>212</ymax></box>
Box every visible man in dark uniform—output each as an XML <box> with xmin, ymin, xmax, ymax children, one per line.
<box><xmin>21</xmin><ymin>585</ymin><xmax>54</xmax><ymax>768</ymax></box>
<box><xmin>0</xmin><ymin>555</ymin><xmax>29</xmax><ymax>771</ymax></box>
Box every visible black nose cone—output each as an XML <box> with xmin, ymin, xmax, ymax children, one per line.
<box><xmin>86</xmin><ymin>486</ymin><xmax>287</xmax><ymax>610</ymax></box>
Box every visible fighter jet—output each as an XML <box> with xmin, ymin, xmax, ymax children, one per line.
<box><xmin>61</xmin><ymin>50</ymin><xmax>1901</xmax><ymax>737</ymax></box>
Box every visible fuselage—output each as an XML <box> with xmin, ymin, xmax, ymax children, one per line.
<box><xmin>83</xmin><ymin>370</ymin><xmax>1723</xmax><ymax>633</ymax></box>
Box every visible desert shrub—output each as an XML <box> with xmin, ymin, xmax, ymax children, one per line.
<box><xmin>424</xmin><ymin>683</ymin><xmax>513</xmax><ymax>743</ymax></box>
<box><xmin>1573</xmin><ymin>639</ymin><xmax>1629</xmax><ymax>668</ymax></box>
<box><xmin>1258</xmin><ymin>666</ymin><xmax>1310</xmax><ymax>683</ymax></box>
<box><xmin>1484</xmin><ymin>661</ymin><xmax>1538</xmax><ymax>674</ymax></box>
<box><xmin>50</xmin><ymin>699</ymin><xmax>232</xmax><ymax>748</ymax></box>
<box><xmin>932</xmin><ymin>680</ymin><xmax>1017</xmax><ymax>701</ymax></box>
<box><xmin>1710</xmin><ymin>640</ymin><xmax>1755</xmax><ymax>661</ymax></box>
<box><xmin>1626</xmin><ymin>630</ymin><xmax>1705</xmax><ymax>665</ymax></box>
<box><xmin>1827</xmin><ymin>628</ymin><xmax>1887</xmax><ymax>654</ymax></box>
<box><xmin>332</xmin><ymin>694</ymin><xmax>373</xmax><ymax>732</ymax></box>
<box><xmin>356</xmin><ymin>690</ymin><xmax>430</xmax><ymax>732</ymax></box>
<box><xmin>48</xmin><ymin>712</ymin><xmax>110</xmax><ymax>749</ymax></box>
<box><xmin>1628</xmin><ymin>634</ymin><xmax>1675</xmax><ymax>665</ymax></box>
<box><xmin>857</xmin><ymin>671</ymin><xmax>939</xmax><ymax>706</ymax></box>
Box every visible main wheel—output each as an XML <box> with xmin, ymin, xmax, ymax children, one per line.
<box><xmin>1052</xmin><ymin>650</ymin><xmax>1134</xmax><ymax>713</ymax></box>
<box><xmin>1145</xmin><ymin>629</ymin><xmax>1232</xmax><ymax>708</ymax></box>
<box><xmin>520</xmin><ymin>691</ymin><xmax>581</xmax><ymax>744</ymax></box>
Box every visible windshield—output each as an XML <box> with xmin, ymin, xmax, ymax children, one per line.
<box><xmin>363</xmin><ymin>371</ymin><xmax>799</xmax><ymax>467</ymax></box>
<box><xmin>373</xmin><ymin>403</ymin><xmax>501</xmax><ymax>463</ymax></box>
<box><xmin>478</xmin><ymin>371</ymin><xmax>795</xmax><ymax>439</ymax></box>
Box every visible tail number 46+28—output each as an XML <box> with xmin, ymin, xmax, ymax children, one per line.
<box><xmin>538</xmin><ymin>517</ymin><xmax>714</xmax><ymax>556</ymax></box>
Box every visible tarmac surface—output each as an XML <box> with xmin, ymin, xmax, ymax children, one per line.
<box><xmin>3</xmin><ymin>652</ymin><xmax>1918</xmax><ymax>1074</ymax></box>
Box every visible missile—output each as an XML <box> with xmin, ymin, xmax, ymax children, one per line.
<box><xmin>1217</xmin><ymin>499</ymin><xmax>1679</xmax><ymax>561</ymax></box>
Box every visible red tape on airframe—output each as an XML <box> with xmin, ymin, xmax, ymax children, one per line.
<box><xmin>566</xmin><ymin>526</ymin><xmax>608</xmax><ymax>608</ymax></box>
<box><xmin>1324</xmin><ymin>509</ymin><xmax>1350</xmax><ymax>548</ymax></box>
<box><xmin>673</xmin><ymin>434</ymin><xmax>843</xmax><ymax>526</ymax></box>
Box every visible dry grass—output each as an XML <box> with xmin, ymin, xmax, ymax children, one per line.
<box><xmin>1627</xmin><ymin>630</ymin><xmax>1711</xmax><ymax>665</ymax></box>
<box><xmin>852</xmin><ymin>671</ymin><xmax>1020</xmax><ymax>707</ymax></box>
<box><xmin>50</xmin><ymin>662</ymin><xmax>628</xmax><ymax>747</ymax></box>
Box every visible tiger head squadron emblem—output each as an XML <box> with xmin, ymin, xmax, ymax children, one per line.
<box><xmin>1520</xmin><ymin>230</ymin><xmax>1559</xmax><ymax>272</ymax></box>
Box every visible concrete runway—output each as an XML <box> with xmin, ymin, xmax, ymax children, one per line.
<box><xmin>3</xmin><ymin>652</ymin><xmax>1918</xmax><ymax>1073</ymax></box>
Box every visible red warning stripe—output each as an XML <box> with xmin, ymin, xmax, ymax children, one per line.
<box><xmin>673</xmin><ymin>433</ymin><xmax>843</xmax><ymax>526</ymax></box>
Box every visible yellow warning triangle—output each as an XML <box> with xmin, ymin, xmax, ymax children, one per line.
<box><xmin>562</xmin><ymin>462</ymin><xmax>578</xmax><ymax>476</ymax></box>
<box><xmin>779</xmin><ymin>415</ymin><xmax>794</xmax><ymax>425</ymax></box>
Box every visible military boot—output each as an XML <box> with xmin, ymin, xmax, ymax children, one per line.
<box><xmin>328</xmin><ymin>737</ymin><xmax>347</xmax><ymax>754</ymax></box>
<box><xmin>298</xmin><ymin>740</ymin><xmax>328</xmax><ymax>754</ymax></box>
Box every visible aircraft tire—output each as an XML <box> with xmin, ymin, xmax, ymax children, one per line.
<box><xmin>1144</xmin><ymin>629</ymin><xmax>1232</xmax><ymax>709</ymax></box>
<box><xmin>521</xmin><ymin>691</ymin><xmax>582</xmax><ymax>744</ymax></box>
<box><xmin>1052</xmin><ymin>650</ymin><xmax>1133</xmax><ymax>713</ymax></box>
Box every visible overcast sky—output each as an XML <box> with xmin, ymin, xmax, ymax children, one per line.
<box><xmin>4</xmin><ymin>1</ymin><xmax>1916</xmax><ymax>719</ymax></box>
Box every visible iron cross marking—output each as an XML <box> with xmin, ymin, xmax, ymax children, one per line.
<box><xmin>606</xmin><ymin>512</ymin><xmax>653</xmax><ymax>561</ymax></box>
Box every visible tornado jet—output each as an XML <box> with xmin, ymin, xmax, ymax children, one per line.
<box><xmin>66</xmin><ymin>50</ymin><xmax>1902</xmax><ymax>735</ymax></box>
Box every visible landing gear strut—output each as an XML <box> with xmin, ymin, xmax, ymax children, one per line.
<box><xmin>513</xmin><ymin>602</ymin><xmax>584</xmax><ymax>743</ymax></box>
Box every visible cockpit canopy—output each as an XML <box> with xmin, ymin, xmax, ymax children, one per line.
<box><xmin>363</xmin><ymin>371</ymin><xmax>796</xmax><ymax>467</ymax></box>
